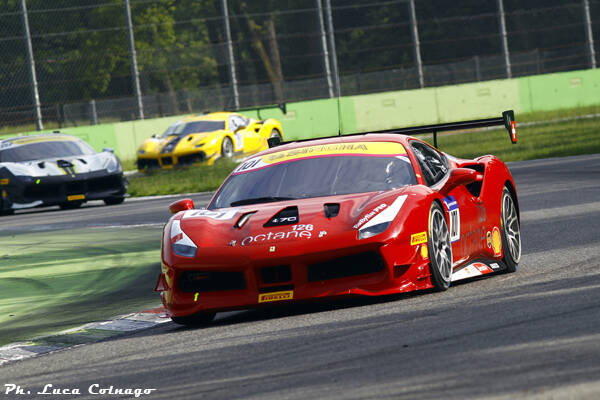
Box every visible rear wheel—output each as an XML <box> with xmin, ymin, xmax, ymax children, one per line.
<box><xmin>221</xmin><ymin>137</ymin><xmax>234</xmax><ymax>158</ymax></box>
<box><xmin>501</xmin><ymin>186</ymin><xmax>521</xmax><ymax>272</ymax></box>
<box><xmin>269</xmin><ymin>128</ymin><xmax>282</xmax><ymax>141</ymax></box>
<box><xmin>171</xmin><ymin>312</ymin><xmax>216</xmax><ymax>327</ymax></box>
<box><xmin>428</xmin><ymin>202</ymin><xmax>453</xmax><ymax>290</ymax></box>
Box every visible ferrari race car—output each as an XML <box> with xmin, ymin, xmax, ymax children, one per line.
<box><xmin>0</xmin><ymin>133</ymin><xmax>126</xmax><ymax>215</ymax></box>
<box><xmin>136</xmin><ymin>112</ymin><xmax>283</xmax><ymax>170</ymax></box>
<box><xmin>155</xmin><ymin>111</ymin><xmax>521</xmax><ymax>325</ymax></box>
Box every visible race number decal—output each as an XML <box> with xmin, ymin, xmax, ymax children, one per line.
<box><xmin>443</xmin><ymin>196</ymin><xmax>460</xmax><ymax>243</ymax></box>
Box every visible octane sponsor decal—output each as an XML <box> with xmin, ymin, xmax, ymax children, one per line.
<box><xmin>242</xmin><ymin>224</ymin><xmax>314</xmax><ymax>246</ymax></box>
<box><xmin>234</xmin><ymin>142</ymin><xmax>408</xmax><ymax>174</ymax></box>
<box><xmin>182</xmin><ymin>209</ymin><xmax>239</xmax><ymax>220</ymax></box>
<box><xmin>451</xmin><ymin>262</ymin><xmax>494</xmax><ymax>282</ymax></box>
<box><xmin>492</xmin><ymin>226</ymin><xmax>502</xmax><ymax>256</ymax></box>
<box><xmin>410</xmin><ymin>231</ymin><xmax>427</xmax><ymax>245</ymax></box>
<box><xmin>354</xmin><ymin>203</ymin><xmax>387</xmax><ymax>229</ymax></box>
<box><xmin>258</xmin><ymin>290</ymin><xmax>293</xmax><ymax>303</ymax></box>
<box><xmin>443</xmin><ymin>196</ymin><xmax>460</xmax><ymax>243</ymax></box>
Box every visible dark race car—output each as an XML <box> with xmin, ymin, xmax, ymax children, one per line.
<box><xmin>0</xmin><ymin>133</ymin><xmax>126</xmax><ymax>215</ymax></box>
<box><xmin>155</xmin><ymin>111</ymin><xmax>520</xmax><ymax>326</ymax></box>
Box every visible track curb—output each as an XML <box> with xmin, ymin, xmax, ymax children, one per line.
<box><xmin>0</xmin><ymin>306</ymin><xmax>167</xmax><ymax>366</ymax></box>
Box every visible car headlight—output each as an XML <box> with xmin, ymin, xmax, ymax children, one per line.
<box><xmin>357</xmin><ymin>195</ymin><xmax>407</xmax><ymax>240</ymax></box>
<box><xmin>170</xmin><ymin>220</ymin><xmax>197</xmax><ymax>258</ymax></box>
<box><xmin>138</xmin><ymin>149</ymin><xmax>146</xmax><ymax>155</ymax></box>
<box><xmin>105</xmin><ymin>155</ymin><xmax>122</xmax><ymax>173</ymax></box>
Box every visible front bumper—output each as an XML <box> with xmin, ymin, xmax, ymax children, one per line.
<box><xmin>137</xmin><ymin>151</ymin><xmax>212</xmax><ymax>170</ymax></box>
<box><xmin>0</xmin><ymin>170</ymin><xmax>126</xmax><ymax>210</ymax></box>
<box><xmin>157</xmin><ymin>241</ymin><xmax>433</xmax><ymax>318</ymax></box>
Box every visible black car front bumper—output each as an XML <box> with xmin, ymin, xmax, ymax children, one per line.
<box><xmin>0</xmin><ymin>168</ymin><xmax>126</xmax><ymax>211</ymax></box>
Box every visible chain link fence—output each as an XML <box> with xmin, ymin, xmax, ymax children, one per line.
<box><xmin>1</xmin><ymin>0</ymin><xmax>598</xmax><ymax>133</ymax></box>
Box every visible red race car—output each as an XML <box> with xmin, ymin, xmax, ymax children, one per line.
<box><xmin>155</xmin><ymin>111</ymin><xmax>521</xmax><ymax>325</ymax></box>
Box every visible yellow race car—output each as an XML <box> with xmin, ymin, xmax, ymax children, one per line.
<box><xmin>136</xmin><ymin>112</ymin><xmax>283</xmax><ymax>170</ymax></box>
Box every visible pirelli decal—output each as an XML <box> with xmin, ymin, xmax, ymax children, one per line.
<box><xmin>258</xmin><ymin>290</ymin><xmax>293</xmax><ymax>303</ymax></box>
<box><xmin>410</xmin><ymin>231</ymin><xmax>427</xmax><ymax>245</ymax></box>
<box><xmin>67</xmin><ymin>194</ymin><xmax>85</xmax><ymax>201</ymax></box>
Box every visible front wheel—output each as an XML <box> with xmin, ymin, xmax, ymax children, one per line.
<box><xmin>428</xmin><ymin>202</ymin><xmax>453</xmax><ymax>290</ymax></box>
<box><xmin>171</xmin><ymin>312</ymin><xmax>216</xmax><ymax>327</ymax></box>
<box><xmin>221</xmin><ymin>137</ymin><xmax>234</xmax><ymax>158</ymax></box>
<box><xmin>501</xmin><ymin>187</ymin><xmax>521</xmax><ymax>272</ymax></box>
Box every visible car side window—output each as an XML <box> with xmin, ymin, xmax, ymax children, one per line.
<box><xmin>229</xmin><ymin>116</ymin><xmax>247</xmax><ymax>132</ymax></box>
<box><xmin>410</xmin><ymin>141</ymin><xmax>449</xmax><ymax>186</ymax></box>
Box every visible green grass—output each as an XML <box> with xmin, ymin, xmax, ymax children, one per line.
<box><xmin>127</xmin><ymin>158</ymin><xmax>239</xmax><ymax>197</ymax></box>
<box><xmin>0</xmin><ymin>227</ymin><xmax>161</xmax><ymax>346</ymax></box>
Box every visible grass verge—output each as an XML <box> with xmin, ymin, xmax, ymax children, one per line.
<box><xmin>0</xmin><ymin>227</ymin><xmax>161</xmax><ymax>346</ymax></box>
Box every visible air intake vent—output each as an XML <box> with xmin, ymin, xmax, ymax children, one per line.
<box><xmin>307</xmin><ymin>251</ymin><xmax>385</xmax><ymax>282</ymax></box>
<box><xmin>264</xmin><ymin>206</ymin><xmax>299</xmax><ymax>227</ymax></box>
<box><xmin>324</xmin><ymin>203</ymin><xmax>340</xmax><ymax>218</ymax></box>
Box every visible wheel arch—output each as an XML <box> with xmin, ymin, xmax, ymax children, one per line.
<box><xmin>503</xmin><ymin>179</ymin><xmax>520</xmax><ymax>221</ymax></box>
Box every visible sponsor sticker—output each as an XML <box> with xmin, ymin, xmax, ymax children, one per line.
<box><xmin>490</xmin><ymin>263</ymin><xmax>500</xmax><ymax>270</ymax></box>
<box><xmin>258</xmin><ymin>290</ymin><xmax>293</xmax><ymax>303</ymax></box>
<box><xmin>0</xmin><ymin>179</ymin><xmax>8</xmax><ymax>185</ymax></box>
<box><xmin>443</xmin><ymin>196</ymin><xmax>460</xmax><ymax>243</ymax></box>
<box><xmin>492</xmin><ymin>226</ymin><xmax>502</xmax><ymax>256</ymax></box>
<box><xmin>451</xmin><ymin>262</ymin><xmax>494</xmax><ymax>282</ymax></box>
<box><xmin>420</xmin><ymin>244</ymin><xmax>428</xmax><ymax>259</ymax></box>
<box><xmin>411</xmin><ymin>231</ymin><xmax>427</xmax><ymax>245</ymax></box>
<box><xmin>486</xmin><ymin>231</ymin><xmax>492</xmax><ymax>248</ymax></box>
<box><xmin>354</xmin><ymin>203</ymin><xmax>387</xmax><ymax>229</ymax></box>
<box><xmin>67</xmin><ymin>194</ymin><xmax>85</xmax><ymax>201</ymax></box>
<box><xmin>234</xmin><ymin>142</ymin><xmax>408</xmax><ymax>174</ymax></box>
<box><xmin>182</xmin><ymin>209</ymin><xmax>239</xmax><ymax>220</ymax></box>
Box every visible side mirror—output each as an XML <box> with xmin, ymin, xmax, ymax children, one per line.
<box><xmin>151</xmin><ymin>133</ymin><xmax>158</xmax><ymax>139</ymax></box>
<box><xmin>439</xmin><ymin>168</ymin><xmax>483</xmax><ymax>196</ymax></box>
<box><xmin>169</xmin><ymin>198</ymin><xmax>195</xmax><ymax>214</ymax></box>
<box><xmin>102</xmin><ymin>147</ymin><xmax>114</xmax><ymax>154</ymax></box>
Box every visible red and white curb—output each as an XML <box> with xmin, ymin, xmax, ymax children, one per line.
<box><xmin>0</xmin><ymin>306</ymin><xmax>168</xmax><ymax>366</ymax></box>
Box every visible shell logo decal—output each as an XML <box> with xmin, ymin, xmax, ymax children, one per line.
<box><xmin>492</xmin><ymin>226</ymin><xmax>502</xmax><ymax>256</ymax></box>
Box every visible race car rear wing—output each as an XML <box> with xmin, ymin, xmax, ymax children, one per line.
<box><xmin>268</xmin><ymin>110</ymin><xmax>516</xmax><ymax>149</ymax></box>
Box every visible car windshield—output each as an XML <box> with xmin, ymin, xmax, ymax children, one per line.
<box><xmin>162</xmin><ymin>120</ymin><xmax>225</xmax><ymax>137</ymax></box>
<box><xmin>210</xmin><ymin>153</ymin><xmax>416</xmax><ymax>209</ymax></box>
<box><xmin>0</xmin><ymin>139</ymin><xmax>96</xmax><ymax>162</ymax></box>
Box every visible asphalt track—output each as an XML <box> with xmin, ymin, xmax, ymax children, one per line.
<box><xmin>1</xmin><ymin>154</ymin><xmax>599</xmax><ymax>400</ymax></box>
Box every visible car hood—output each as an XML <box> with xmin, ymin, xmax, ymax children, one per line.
<box><xmin>0</xmin><ymin>153</ymin><xmax>116</xmax><ymax>177</ymax></box>
<box><xmin>170</xmin><ymin>188</ymin><xmax>414</xmax><ymax>262</ymax></box>
<box><xmin>140</xmin><ymin>131</ymin><xmax>225</xmax><ymax>155</ymax></box>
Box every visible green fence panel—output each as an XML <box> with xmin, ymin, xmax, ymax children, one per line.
<box><xmin>518</xmin><ymin>69</ymin><xmax>600</xmax><ymax>113</ymax></box>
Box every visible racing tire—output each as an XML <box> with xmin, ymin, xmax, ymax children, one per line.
<box><xmin>0</xmin><ymin>197</ymin><xmax>14</xmax><ymax>216</ymax></box>
<box><xmin>500</xmin><ymin>186</ymin><xmax>521</xmax><ymax>273</ymax></box>
<box><xmin>269</xmin><ymin>128</ymin><xmax>282</xmax><ymax>141</ymax></box>
<box><xmin>221</xmin><ymin>137</ymin><xmax>234</xmax><ymax>158</ymax></box>
<box><xmin>59</xmin><ymin>201</ymin><xmax>83</xmax><ymax>210</ymax></box>
<box><xmin>103</xmin><ymin>197</ymin><xmax>125</xmax><ymax>206</ymax></box>
<box><xmin>171</xmin><ymin>312</ymin><xmax>216</xmax><ymax>327</ymax></box>
<box><xmin>428</xmin><ymin>201</ymin><xmax>453</xmax><ymax>291</ymax></box>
